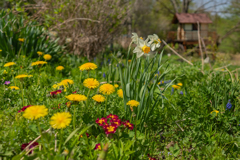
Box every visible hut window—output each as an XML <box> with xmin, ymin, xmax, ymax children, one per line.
<box><xmin>184</xmin><ymin>24</ymin><xmax>192</xmax><ymax>31</ymax></box>
<box><xmin>192</xmin><ymin>24</ymin><xmax>199</xmax><ymax>30</ymax></box>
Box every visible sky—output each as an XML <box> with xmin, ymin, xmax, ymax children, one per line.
<box><xmin>195</xmin><ymin>0</ymin><xmax>231</xmax><ymax>16</ymax></box>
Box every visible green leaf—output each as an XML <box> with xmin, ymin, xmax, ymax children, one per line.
<box><xmin>67</xmin><ymin>125</ymin><xmax>93</xmax><ymax>145</ymax></box>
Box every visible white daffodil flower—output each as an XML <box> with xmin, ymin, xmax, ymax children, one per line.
<box><xmin>131</xmin><ymin>33</ymin><xmax>139</xmax><ymax>44</ymax></box>
<box><xmin>148</xmin><ymin>34</ymin><xmax>161</xmax><ymax>51</ymax></box>
<box><xmin>133</xmin><ymin>38</ymin><xmax>153</xmax><ymax>58</ymax></box>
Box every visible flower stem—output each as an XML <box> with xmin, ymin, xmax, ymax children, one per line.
<box><xmin>104</xmin><ymin>95</ymin><xmax>108</xmax><ymax>116</ymax></box>
<box><xmin>21</xmin><ymin>81</ymin><xmax>24</xmax><ymax>106</ymax></box>
<box><xmin>135</xmin><ymin>117</ymin><xmax>137</xmax><ymax>141</ymax></box>
<box><xmin>88</xmin><ymin>71</ymin><xmax>90</xmax><ymax>78</ymax></box>
<box><xmin>130</xmin><ymin>112</ymin><xmax>133</xmax><ymax>123</ymax></box>
<box><xmin>86</xmin><ymin>89</ymin><xmax>91</xmax><ymax>107</ymax></box>
<box><xmin>73</xmin><ymin>105</ymin><xmax>76</xmax><ymax>130</ymax></box>
<box><xmin>17</xmin><ymin>45</ymin><xmax>22</xmax><ymax>59</ymax></box>
<box><xmin>80</xmin><ymin>71</ymin><xmax>82</xmax><ymax>83</ymax></box>
<box><xmin>58</xmin><ymin>129</ymin><xmax>63</xmax><ymax>154</ymax></box>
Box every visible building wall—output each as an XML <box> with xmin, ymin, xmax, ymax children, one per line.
<box><xmin>177</xmin><ymin>23</ymin><xmax>209</xmax><ymax>41</ymax></box>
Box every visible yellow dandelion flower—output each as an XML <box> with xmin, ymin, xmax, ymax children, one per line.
<box><xmin>99</xmin><ymin>83</ymin><xmax>115</xmax><ymax>95</ymax></box>
<box><xmin>177</xmin><ymin>83</ymin><xmax>183</xmax><ymax>87</ymax></box>
<box><xmin>3</xmin><ymin>70</ymin><xmax>7</xmax><ymax>74</ymax></box>
<box><xmin>50</xmin><ymin>112</ymin><xmax>72</xmax><ymax>129</ymax></box>
<box><xmin>128</xmin><ymin>60</ymin><xmax>131</xmax><ymax>62</ymax></box>
<box><xmin>18</xmin><ymin>38</ymin><xmax>25</xmax><ymax>42</ymax></box>
<box><xmin>65</xmin><ymin>94</ymin><xmax>87</xmax><ymax>102</ymax></box>
<box><xmin>117</xmin><ymin>89</ymin><xmax>123</xmax><ymax>98</ymax></box>
<box><xmin>211</xmin><ymin>110</ymin><xmax>219</xmax><ymax>116</ymax></box>
<box><xmin>92</xmin><ymin>95</ymin><xmax>105</xmax><ymax>103</ymax></box>
<box><xmin>158</xmin><ymin>81</ymin><xmax>164</xmax><ymax>85</ymax></box>
<box><xmin>172</xmin><ymin>85</ymin><xmax>181</xmax><ymax>89</ymax></box>
<box><xmin>43</xmin><ymin>54</ymin><xmax>52</xmax><ymax>61</ymax></box>
<box><xmin>9</xmin><ymin>86</ymin><xmax>19</xmax><ymax>90</ymax></box>
<box><xmin>59</xmin><ymin>79</ymin><xmax>74</xmax><ymax>86</ymax></box>
<box><xmin>0</xmin><ymin>49</ymin><xmax>2</xmax><ymax>52</ymax></box>
<box><xmin>52</xmin><ymin>84</ymin><xmax>58</xmax><ymax>89</ymax></box>
<box><xmin>63</xmin><ymin>149</ymin><xmax>69</xmax><ymax>155</ymax></box>
<box><xmin>114</xmin><ymin>84</ymin><xmax>119</xmax><ymax>88</ymax></box>
<box><xmin>66</xmin><ymin>102</ymin><xmax>71</xmax><ymax>108</ymax></box>
<box><xmin>127</xmin><ymin>100</ymin><xmax>140</xmax><ymax>107</ymax></box>
<box><xmin>56</xmin><ymin>66</ymin><xmax>64</xmax><ymax>71</ymax></box>
<box><xmin>83</xmin><ymin>78</ymin><xmax>99</xmax><ymax>89</ymax></box>
<box><xmin>31</xmin><ymin>61</ymin><xmax>47</xmax><ymax>66</ymax></box>
<box><xmin>23</xmin><ymin>105</ymin><xmax>48</xmax><ymax>120</ymax></box>
<box><xmin>79</xmin><ymin>63</ymin><xmax>97</xmax><ymax>71</ymax></box>
<box><xmin>15</xmin><ymin>74</ymin><xmax>32</xmax><ymax>79</ymax></box>
<box><xmin>4</xmin><ymin>62</ymin><xmax>16</xmax><ymax>67</ymax></box>
<box><xmin>37</xmin><ymin>51</ymin><xmax>44</xmax><ymax>56</ymax></box>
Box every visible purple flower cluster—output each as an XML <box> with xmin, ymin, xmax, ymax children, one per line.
<box><xmin>226</xmin><ymin>100</ymin><xmax>232</xmax><ymax>110</ymax></box>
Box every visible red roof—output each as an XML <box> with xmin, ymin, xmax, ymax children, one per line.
<box><xmin>172</xmin><ymin>13</ymin><xmax>212</xmax><ymax>24</ymax></box>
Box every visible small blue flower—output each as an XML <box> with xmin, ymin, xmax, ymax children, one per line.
<box><xmin>171</xmin><ymin>87</ymin><xmax>174</xmax><ymax>95</ymax></box>
<box><xmin>100</xmin><ymin>61</ymin><xmax>104</xmax><ymax>66</ymax></box>
<box><xmin>103</xmin><ymin>73</ymin><xmax>106</xmax><ymax>78</ymax></box>
<box><xmin>122</xmin><ymin>63</ymin><xmax>124</xmax><ymax>67</ymax></box>
<box><xmin>158</xmin><ymin>71</ymin><xmax>160</xmax><ymax>75</ymax></box>
<box><xmin>117</xmin><ymin>64</ymin><xmax>119</xmax><ymax>67</ymax></box>
<box><xmin>165</xmin><ymin>80</ymin><xmax>171</xmax><ymax>84</ymax></box>
<box><xmin>180</xmin><ymin>91</ymin><xmax>183</xmax><ymax>95</ymax></box>
<box><xmin>94</xmin><ymin>57</ymin><xmax>97</xmax><ymax>63</ymax></box>
<box><xmin>226</xmin><ymin>100</ymin><xmax>232</xmax><ymax>110</ymax></box>
<box><xmin>108</xmin><ymin>58</ymin><xmax>111</xmax><ymax>64</ymax></box>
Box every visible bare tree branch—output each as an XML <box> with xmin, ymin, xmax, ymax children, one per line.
<box><xmin>197</xmin><ymin>2</ymin><xmax>228</xmax><ymax>12</ymax></box>
<box><xmin>157</xmin><ymin>0</ymin><xmax>175</xmax><ymax>14</ymax></box>
<box><xmin>170</xmin><ymin>0</ymin><xmax>178</xmax><ymax>13</ymax></box>
<box><xmin>49</xmin><ymin>18</ymin><xmax>100</xmax><ymax>31</ymax></box>
<box><xmin>220</xmin><ymin>21</ymin><xmax>240</xmax><ymax>42</ymax></box>
<box><xmin>194</xmin><ymin>0</ymin><xmax>212</xmax><ymax>13</ymax></box>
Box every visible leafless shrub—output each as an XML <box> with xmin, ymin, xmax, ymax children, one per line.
<box><xmin>27</xmin><ymin>0</ymin><xmax>131</xmax><ymax>59</ymax></box>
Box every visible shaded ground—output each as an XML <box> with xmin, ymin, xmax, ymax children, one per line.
<box><xmin>231</xmin><ymin>54</ymin><xmax>240</xmax><ymax>66</ymax></box>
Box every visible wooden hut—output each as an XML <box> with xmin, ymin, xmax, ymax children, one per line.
<box><xmin>167</xmin><ymin>13</ymin><xmax>217</xmax><ymax>51</ymax></box>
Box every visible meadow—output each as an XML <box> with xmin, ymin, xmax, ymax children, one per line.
<box><xmin>1</xmin><ymin>11</ymin><xmax>240</xmax><ymax>160</ymax></box>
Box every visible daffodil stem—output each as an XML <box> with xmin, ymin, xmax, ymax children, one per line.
<box><xmin>104</xmin><ymin>96</ymin><xmax>108</xmax><ymax>116</ymax></box>
<box><xmin>73</xmin><ymin>105</ymin><xmax>76</xmax><ymax>130</ymax></box>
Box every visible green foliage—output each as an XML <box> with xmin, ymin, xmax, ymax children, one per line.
<box><xmin>0</xmin><ymin>10</ymin><xmax>63</xmax><ymax>61</ymax></box>
<box><xmin>1</xmin><ymin>25</ymin><xmax>240</xmax><ymax>159</ymax></box>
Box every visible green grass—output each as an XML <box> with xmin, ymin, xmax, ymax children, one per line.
<box><xmin>0</xmin><ymin>50</ymin><xmax>240</xmax><ymax>159</ymax></box>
